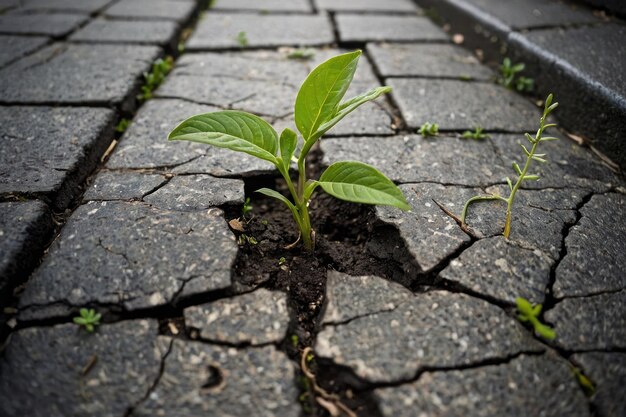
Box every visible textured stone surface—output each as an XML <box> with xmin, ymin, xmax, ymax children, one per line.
<box><xmin>322</xmin><ymin>271</ymin><xmax>413</xmax><ymax>325</ymax></box>
<box><xmin>0</xmin><ymin>106</ymin><xmax>116</xmax><ymax>208</ymax></box>
<box><xmin>336</xmin><ymin>14</ymin><xmax>447</xmax><ymax>42</ymax></box>
<box><xmin>388</xmin><ymin>79</ymin><xmax>538</xmax><ymax>130</ymax></box>
<box><xmin>185</xmin><ymin>289</ymin><xmax>289</xmax><ymax>345</ymax></box>
<box><xmin>104</xmin><ymin>0</ymin><xmax>196</xmax><ymax>21</ymax></box>
<box><xmin>133</xmin><ymin>339</ymin><xmax>299</xmax><ymax>417</ymax></box>
<box><xmin>18</xmin><ymin>202</ymin><xmax>237</xmax><ymax>320</ymax></box>
<box><xmin>212</xmin><ymin>0</ymin><xmax>311</xmax><ymax>12</ymax></box>
<box><xmin>106</xmin><ymin>99</ymin><xmax>273</xmax><ymax>175</ymax></box>
<box><xmin>0</xmin><ymin>43</ymin><xmax>161</xmax><ymax>108</ymax></box>
<box><xmin>439</xmin><ymin>236</ymin><xmax>552</xmax><ymax>305</ymax></box>
<box><xmin>315</xmin><ymin>0</ymin><xmax>418</xmax><ymax>12</ymax></box>
<box><xmin>554</xmin><ymin>193</ymin><xmax>626</xmax><ymax>298</ymax></box>
<box><xmin>376</xmin><ymin>354</ymin><xmax>590</xmax><ymax>417</ymax></box>
<box><xmin>0</xmin><ymin>201</ymin><xmax>52</xmax><ymax>300</ymax></box>
<box><xmin>16</xmin><ymin>0</ymin><xmax>113</xmax><ymax>13</ymax></box>
<box><xmin>83</xmin><ymin>171</ymin><xmax>166</xmax><ymax>201</ymax></box>
<box><xmin>316</xmin><ymin>279</ymin><xmax>542</xmax><ymax>383</ymax></box>
<box><xmin>70</xmin><ymin>18</ymin><xmax>179</xmax><ymax>46</ymax></box>
<box><xmin>144</xmin><ymin>174</ymin><xmax>245</xmax><ymax>210</ymax></box>
<box><xmin>0</xmin><ymin>35</ymin><xmax>48</xmax><ymax>67</ymax></box>
<box><xmin>187</xmin><ymin>14</ymin><xmax>333</xmax><ymax>50</ymax></box>
<box><xmin>546</xmin><ymin>291</ymin><xmax>626</xmax><ymax>351</ymax></box>
<box><xmin>0</xmin><ymin>320</ymin><xmax>164</xmax><ymax>417</ymax></box>
<box><xmin>0</xmin><ymin>13</ymin><xmax>88</xmax><ymax>37</ymax></box>
<box><xmin>368</xmin><ymin>43</ymin><xmax>493</xmax><ymax>80</ymax></box>
<box><xmin>571</xmin><ymin>352</ymin><xmax>626</xmax><ymax>417</ymax></box>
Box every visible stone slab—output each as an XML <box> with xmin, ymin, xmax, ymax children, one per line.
<box><xmin>83</xmin><ymin>171</ymin><xmax>167</xmax><ymax>201</ymax></box>
<box><xmin>104</xmin><ymin>0</ymin><xmax>196</xmax><ymax>22</ymax></box>
<box><xmin>0</xmin><ymin>35</ymin><xmax>48</xmax><ymax>68</ymax></box>
<box><xmin>368</xmin><ymin>43</ymin><xmax>493</xmax><ymax>80</ymax></box>
<box><xmin>0</xmin><ymin>0</ymin><xmax>19</xmax><ymax>13</ymax></box>
<box><xmin>336</xmin><ymin>14</ymin><xmax>448</xmax><ymax>43</ymax></box>
<box><xmin>212</xmin><ymin>0</ymin><xmax>311</xmax><ymax>12</ymax></box>
<box><xmin>185</xmin><ymin>289</ymin><xmax>289</xmax><ymax>345</ymax></box>
<box><xmin>143</xmin><ymin>174</ymin><xmax>245</xmax><ymax>210</ymax></box>
<box><xmin>0</xmin><ymin>201</ymin><xmax>52</xmax><ymax>301</ymax></box>
<box><xmin>16</xmin><ymin>0</ymin><xmax>113</xmax><ymax>13</ymax></box>
<box><xmin>105</xmin><ymin>99</ymin><xmax>274</xmax><ymax>175</ymax></box>
<box><xmin>187</xmin><ymin>14</ymin><xmax>333</xmax><ymax>50</ymax></box>
<box><xmin>315</xmin><ymin>0</ymin><xmax>419</xmax><ymax>12</ymax></box>
<box><xmin>0</xmin><ymin>106</ymin><xmax>116</xmax><ymax>209</ymax></box>
<box><xmin>316</xmin><ymin>278</ymin><xmax>542</xmax><ymax>383</ymax></box>
<box><xmin>545</xmin><ymin>291</ymin><xmax>626</xmax><ymax>351</ymax></box>
<box><xmin>0</xmin><ymin>320</ymin><xmax>164</xmax><ymax>417</ymax></box>
<box><xmin>554</xmin><ymin>193</ymin><xmax>626</xmax><ymax>298</ymax></box>
<box><xmin>133</xmin><ymin>339</ymin><xmax>300</xmax><ymax>416</ymax></box>
<box><xmin>571</xmin><ymin>352</ymin><xmax>626</xmax><ymax>417</ymax></box>
<box><xmin>376</xmin><ymin>354</ymin><xmax>590</xmax><ymax>417</ymax></box>
<box><xmin>0</xmin><ymin>13</ymin><xmax>88</xmax><ymax>37</ymax></box>
<box><xmin>387</xmin><ymin>79</ymin><xmax>538</xmax><ymax>130</ymax></box>
<box><xmin>439</xmin><ymin>236</ymin><xmax>552</xmax><ymax>305</ymax></box>
<box><xmin>70</xmin><ymin>18</ymin><xmax>179</xmax><ymax>46</ymax></box>
<box><xmin>0</xmin><ymin>43</ymin><xmax>161</xmax><ymax>110</ymax></box>
<box><xmin>18</xmin><ymin>202</ymin><xmax>237</xmax><ymax>320</ymax></box>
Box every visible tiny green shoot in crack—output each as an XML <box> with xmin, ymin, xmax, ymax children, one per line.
<box><xmin>168</xmin><ymin>51</ymin><xmax>409</xmax><ymax>251</ymax></box>
<box><xmin>115</xmin><ymin>118</ymin><xmax>130</xmax><ymax>133</ymax></box>
<box><xmin>288</xmin><ymin>48</ymin><xmax>315</xmax><ymax>60</ymax></box>
<box><xmin>242</xmin><ymin>197</ymin><xmax>253</xmax><ymax>217</ymax></box>
<box><xmin>498</xmin><ymin>58</ymin><xmax>534</xmax><ymax>92</ymax></box>
<box><xmin>571</xmin><ymin>365</ymin><xmax>595</xmax><ymax>396</ymax></box>
<box><xmin>139</xmin><ymin>57</ymin><xmax>173</xmax><ymax>101</ymax></box>
<box><xmin>418</xmin><ymin>122</ymin><xmax>439</xmax><ymax>137</ymax></box>
<box><xmin>461</xmin><ymin>94</ymin><xmax>558</xmax><ymax>238</ymax></box>
<box><xmin>73</xmin><ymin>308</ymin><xmax>101</xmax><ymax>333</ymax></box>
<box><xmin>515</xmin><ymin>297</ymin><xmax>556</xmax><ymax>341</ymax></box>
<box><xmin>236</xmin><ymin>31</ymin><xmax>248</xmax><ymax>47</ymax></box>
<box><xmin>461</xmin><ymin>126</ymin><xmax>489</xmax><ymax>140</ymax></box>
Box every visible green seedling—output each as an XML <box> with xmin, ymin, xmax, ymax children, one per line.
<box><xmin>168</xmin><ymin>51</ymin><xmax>409</xmax><ymax>251</ymax></box>
<box><xmin>461</xmin><ymin>94</ymin><xmax>558</xmax><ymax>238</ymax></box>
<box><xmin>278</xmin><ymin>257</ymin><xmax>287</xmax><ymax>266</ymax></box>
<box><xmin>236</xmin><ymin>31</ymin><xmax>248</xmax><ymax>47</ymax></box>
<box><xmin>515</xmin><ymin>76</ymin><xmax>534</xmax><ymax>93</ymax></box>
<box><xmin>515</xmin><ymin>297</ymin><xmax>556</xmax><ymax>341</ymax></box>
<box><xmin>418</xmin><ymin>122</ymin><xmax>439</xmax><ymax>137</ymax></box>
<box><xmin>242</xmin><ymin>197</ymin><xmax>253</xmax><ymax>217</ymax></box>
<box><xmin>498</xmin><ymin>57</ymin><xmax>534</xmax><ymax>92</ymax></box>
<box><xmin>73</xmin><ymin>308</ymin><xmax>101</xmax><ymax>333</ymax></box>
<box><xmin>288</xmin><ymin>48</ymin><xmax>315</xmax><ymax>60</ymax></box>
<box><xmin>139</xmin><ymin>57</ymin><xmax>173</xmax><ymax>101</ymax></box>
<box><xmin>461</xmin><ymin>126</ymin><xmax>489</xmax><ymax>140</ymax></box>
<box><xmin>116</xmin><ymin>118</ymin><xmax>130</xmax><ymax>133</ymax></box>
<box><xmin>571</xmin><ymin>365</ymin><xmax>595</xmax><ymax>396</ymax></box>
<box><xmin>238</xmin><ymin>234</ymin><xmax>257</xmax><ymax>246</ymax></box>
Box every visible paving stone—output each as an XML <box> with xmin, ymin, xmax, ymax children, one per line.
<box><xmin>554</xmin><ymin>193</ymin><xmax>626</xmax><ymax>298</ymax></box>
<box><xmin>0</xmin><ymin>43</ymin><xmax>161</xmax><ymax>110</ymax></box>
<box><xmin>0</xmin><ymin>0</ymin><xmax>19</xmax><ymax>13</ymax></box>
<box><xmin>0</xmin><ymin>13</ymin><xmax>88</xmax><ymax>37</ymax></box>
<box><xmin>212</xmin><ymin>0</ymin><xmax>311</xmax><ymax>12</ymax></box>
<box><xmin>0</xmin><ymin>106</ymin><xmax>116</xmax><ymax>208</ymax></box>
<box><xmin>0</xmin><ymin>35</ymin><xmax>48</xmax><ymax>67</ymax></box>
<box><xmin>376</xmin><ymin>353</ymin><xmax>590</xmax><ymax>417</ymax></box>
<box><xmin>104</xmin><ymin>0</ymin><xmax>196</xmax><ymax>22</ymax></box>
<box><xmin>18</xmin><ymin>202</ymin><xmax>237</xmax><ymax>320</ymax></box>
<box><xmin>545</xmin><ymin>291</ymin><xmax>626</xmax><ymax>351</ymax></box>
<box><xmin>387</xmin><ymin>79</ymin><xmax>538</xmax><ymax>130</ymax></box>
<box><xmin>571</xmin><ymin>352</ymin><xmax>626</xmax><ymax>417</ymax></box>
<box><xmin>368</xmin><ymin>43</ymin><xmax>493</xmax><ymax>80</ymax></box>
<box><xmin>316</xmin><ymin>282</ymin><xmax>542</xmax><ymax>383</ymax></box>
<box><xmin>187</xmin><ymin>14</ymin><xmax>333</xmax><ymax>50</ymax></box>
<box><xmin>133</xmin><ymin>339</ymin><xmax>299</xmax><ymax>417</ymax></box>
<box><xmin>322</xmin><ymin>271</ymin><xmax>413</xmax><ymax>325</ymax></box>
<box><xmin>70</xmin><ymin>18</ymin><xmax>179</xmax><ymax>46</ymax></box>
<box><xmin>185</xmin><ymin>289</ymin><xmax>289</xmax><ymax>345</ymax></box>
<box><xmin>0</xmin><ymin>320</ymin><xmax>164</xmax><ymax>417</ymax></box>
<box><xmin>439</xmin><ymin>236</ymin><xmax>552</xmax><ymax>305</ymax></box>
<box><xmin>0</xmin><ymin>201</ymin><xmax>52</xmax><ymax>301</ymax></box>
<box><xmin>336</xmin><ymin>15</ymin><xmax>448</xmax><ymax>43</ymax></box>
<box><xmin>106</xmin><ymin>99</ymin><xmax>273</xmax><ymax>176</ymax></box>
<box><xmin>16</xmin><ymin>0</ymin><xmax>113</xmax><ymax>13</ymax></box>
<box><xmin>143</xmin><ymin>174</ymin><xmax>245</xmax><ymax>210</ymax></box>
<box><xmin>83</xmin><ymin>171</ymin><xmax>167</xmax><ymax>201</ymax></box>
<box><xmin>315</xmin><ymin>0</ymin><xmax>419</xmax><ymax>12</ymax></box>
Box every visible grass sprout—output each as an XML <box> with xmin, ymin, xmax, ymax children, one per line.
<box><xmin>73</xmin><ymin>308</ymin><xmax>101</xmax><ymax>333</ymax></box>
<box><xmin>516</xmin><ymin>297</ymin><xmax>556</xmax><ymax>341</ymax></box>
<box><xmin>461</xmin><ymin>126</ymin><xmax>489</xmax><ymax>140</ymax></box>
<box><xmin>418</xmin><ymin>122</ymin><xmax>439</xmax><ymax>137</ymax></box>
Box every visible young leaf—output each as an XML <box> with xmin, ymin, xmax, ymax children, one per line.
<box><xmin>279</xmin><ymin>128</ymin><xmax>298</xmax><ymax>171</ymax></box>
<box><xmin>318</xmin><ymin>161</ymin><xmax>410</xmax><ymax>210</ymax></box>
<box><xmin>169</xmin><ymin>111</ymin><xmax>279</xmax><ymax>163</ymax></box>
<box><xmin>295</xmin><ymin>50</ymin><xmax>361</xmax><ymax>141</ymax></box>
<box><xmin>255</xmin><ymin>188</ymin><xmax>297</xmax><ymax>212</ymax></box>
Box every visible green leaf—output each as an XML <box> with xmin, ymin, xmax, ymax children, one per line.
<box><xmin>532</xmin><ymin>155</ymin><xmax>547</xmax><ymax>163</ymax></box>
<box><xmin>80</xmin><ymin>308</ymin><xmax>88</xmax><ymax>317</ymax></box>
<box><xmin>512</xmin><ymin>162</ymin><xmax>522</xmax><ymax>175</ymax></box>
<box><xmin>318</xmin><ymin>161</ymin><xmax>410</xmax><ymax>210</ymax></box>
<box><xmin>255</xmin><ymin>188</ymin><xmax>296</xmax><ymax>212</ymax></box>
<box><xmin>525</xmin><ymin>133</ymin><xmax>535</xmax><ymax>143</ymax></box>
<box><xmin>74</xmin><ymin>317</ymin><xmax>87</xmax><ymax>325</ymax></box>
<box><xmin>295</xmin><ymin>50</ymin><xmax>361</xmax><ymax>141</ymax></box>
<box><xmin>506</xmin><ymin>177</ymin><xmax>513</xmax><ymax>190</ymax></box>
<box><xmin>168</xmin><ymin>110</ymin><xmax>279</xmax><ymax>164</ymax></box>
<box><xmin>520</xmin><ymin>143</ymin><xmax>530</xmax><ymax>156</ymax></box>
<box><xmin>540</xmin><ymin>136</ymin><xmax>559</xmax><ymax>142</ymax></box>
<box><xmin>523</xmin><ymin>175</ymin><xmax>540</xmax><ymax>181</ymax></box>
<box><xmin>516</xmin><ymin>297</ymin><xmax>533</xmax><ymax>316</ymax></box>
<box><xmin>279</xmin><ymin>128</ymin><xmax>298</xmax><ymax>171</ymax></box>
<box><xmin>535</xmin><ymin>322</ymin><xmax>556</xmax><ymax>340</ymax></box>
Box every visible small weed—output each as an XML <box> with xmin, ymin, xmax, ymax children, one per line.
<box><xmin>237</xmin><ymin>234</ymin><xmax>258</xmax><ymax>246</ymax></box>
<box><xmin>73</xmin><ymin>308</ymin><xmax>101</xmax><ymax>333</ymax></box>
<box><xmin>242</xmin><ymin>197</ymin><xmax>253</xmax><ymax>217</ymax></box>
<box><xmin>290</xmin><ymin>334</ymin><xmax>299</xmax><ymax>347</ymax></box>
<box><xmin>461</xmin><ymin>126</ymin><xmax>489</xmax><ymax>140</ymax></box>
<box><xmin>515</xmin><ymin>76</ymin><xmax>534</xmax><ymax>93</ymax></box>
<box><xmin>418</xmin><ymin>122</ymin><xmax>439</xmax><ymax>137</ymax></box>
<box><xmin>236</xmin><ymin>31</ymin><xmax>248</xmax><ymax>47</ymax></box>
<box><xmin>115</xmin><ymin>118</ymin><xmax>130</xmax><ymax>133</ymax></box>
<box><xmin>460</xmin><ymin>94</ymin><xmax>558</xmax><ymax>238</ymax></box>
<box><xmin>139</xmin><ymin>57</ymin><xmax>173</xmax><ymax>101</ymax></box>
<box><xmin>498</xmin><ymin>57</ymin><xmax>534</xmax><ymax>92</ymax></box>
<box><xmin>278</xmin><ymin>256</ymin><xmax>287</xmax><ymax>266</ymax></box>
<box><xmin>288</xmin><ymin>48</ymin><xmax>315</xmax><ymax>60</ymax></box>
<box><xmin>515</xmin><ymin>297</ymin><xmax>556</xmax><ymax>341</ymax></box>
<box><xmin>571</xmin><ymin>365</ymin><xmax>595</xmax><ymax>396</ymax></box>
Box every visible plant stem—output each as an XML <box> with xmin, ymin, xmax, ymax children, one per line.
<box><xmin>460</xmin><ymin>195</ymin><xmax>507</xmax><ymax>224</ymax></box>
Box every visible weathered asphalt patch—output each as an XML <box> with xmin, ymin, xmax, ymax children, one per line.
<box><xmin>70</xmin><ymin>18</ymin><xmax>179</xmax><ymax>46</ymax></box>
<box><xmin>83</xmin><ymin>171</ymin><xmax>167</xmax><ymax>202</ymax></box>
<box><xmin>0</xmin><ymin>12</ymin><xmax>88</xmax><ymax>37</ymax></box>
<box><xmin>571</xmin><ymin>352</ymin><xmax>626</xmax><ymax>417</ymax></box>
<box><xmin>336</xmin><ymin>14</ymin><xmax>447</xmax><ymax>42</ymax></box>
<box><xmin>0</xmin><ymin>35</ymin><xmax>48</xmax><ymax>67</ymax></box>
<box><xmin>18</xmin><ymin>202</ymin><xmax>237</xmax><ymax>320</ymax></box>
